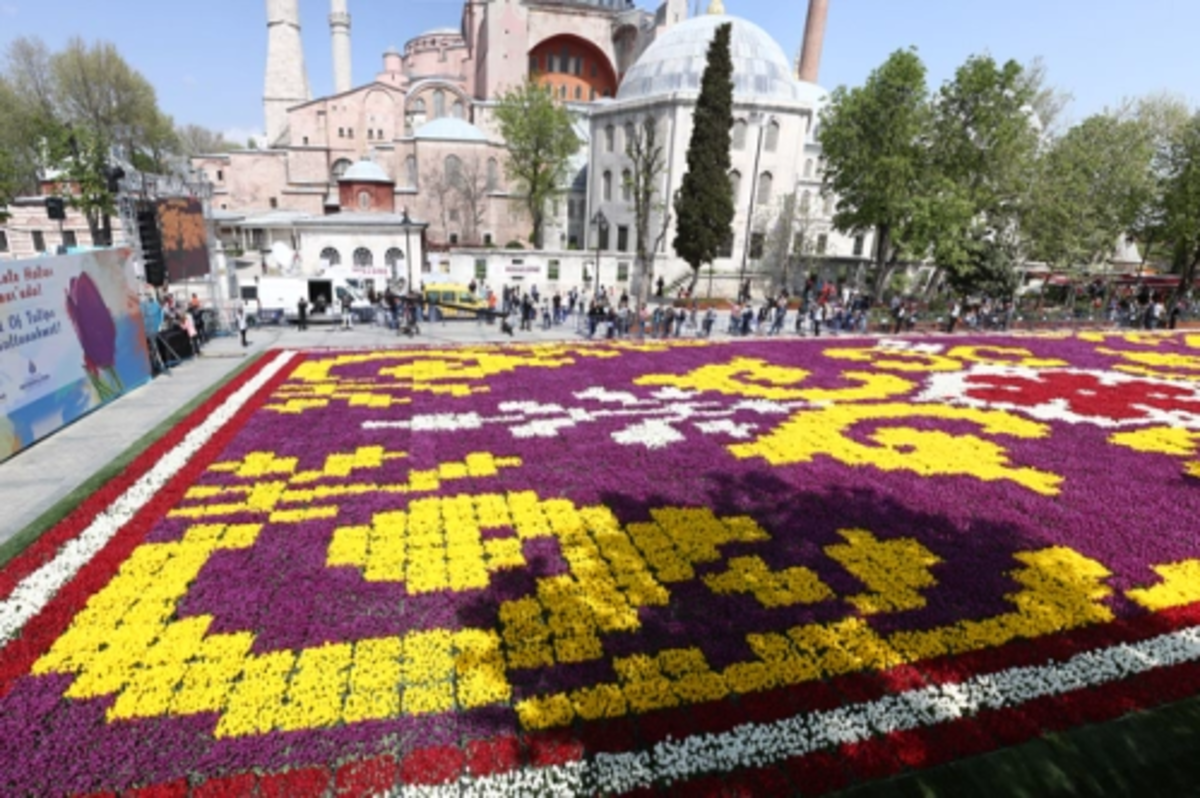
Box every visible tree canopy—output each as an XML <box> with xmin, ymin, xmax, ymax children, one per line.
<box><xmin>493</xmin><ymin>80</ymin><xmax>580</xmax><ymax>249</ymax></box>
<box><xmin>672</xmin><ymin>22</ymin><xmax>735</xmax><ymax>291</ymax></box>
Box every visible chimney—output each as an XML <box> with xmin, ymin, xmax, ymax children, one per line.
<box><xmin>797</xmin><ymin>0</ymin><xmax>829</xmax><ymax>84</ymax></box>
<box><xmin>264</xmin><ymin>0</ymin><xmax>312</xmax><ymax>147</ymax></box>
<box><xmin>331</xmin><ymin>0</ymin><xmax>353</xmax><ymax>94</ymax></box>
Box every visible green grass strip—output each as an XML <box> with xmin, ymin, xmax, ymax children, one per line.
<box><xmin>0</xmin><ymin>352</ymin><xmax>266</xmax><ymax>570</ymax></box>
<box><xmin>833</xmin><ymin>693</ymin><xmax>1200</xmax><ymax>797</ymax></box>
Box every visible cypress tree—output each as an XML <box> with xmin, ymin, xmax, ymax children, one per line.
<box><xmin>673</xmin><ymin>22</ymin><xmax>735</xmax><ymax>293</ymax></box>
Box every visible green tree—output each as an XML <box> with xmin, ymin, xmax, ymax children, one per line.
<box><xmin>1155</xmin><ymin>113</ymin><xmax>1200</xmax><ymax>301</ymax></box>
<box><xmin>624</xmin><ymin>115</ymin><xmax>670</xmax><ymax>304</ymax></box>
<box><xmin>176</xmin><ymin>124</ymin><xmax>241</xmax><ymax>157</ymax></box>
<box><xmin>493</xmin><ymin>80</ymin><xmax>579</xmax><ymax>248</ymax></box>
<box><xmin>673</xmin><ymin>22</ymin><xmax>734</xmax><ymax>294</ymax></box>
<box><xmin>818</xmin><ymin>48</ymin><xmax>930</xmax><ymax>297</ymax></box>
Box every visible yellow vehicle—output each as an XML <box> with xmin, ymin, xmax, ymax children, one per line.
<box><xmin>423</xmin><ymin>283</ymin><xmax>486</xmax><ymax>319</ymax></box>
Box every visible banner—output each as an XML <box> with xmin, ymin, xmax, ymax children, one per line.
<box><xmin>0</xmin><ymin>249</ymin><xmax>152</xmax><ymax>463</ymax></box>
<box><xmin>157</xmin><ymin>197</ymin><xmax>210</xmax><ymax>283</ymax></box>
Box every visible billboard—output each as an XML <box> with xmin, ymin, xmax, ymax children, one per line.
<box><xmin>0</xmin><ymin>249</ymin><xmax>153</xmax><ymax>463</ymax></box>
<box><xmin>157</xmin><ymin>197</ymin><xmax>210</xmax><ymax>283</ymax></box>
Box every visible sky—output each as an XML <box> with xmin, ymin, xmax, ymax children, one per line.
<box><xmin>1</xmin><ymin>0</ymin><xmax>1196</xmax><ymax>142</ymax></box>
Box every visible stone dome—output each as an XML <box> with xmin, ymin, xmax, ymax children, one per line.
<box><xmin>339</xmin><ymin>160</ymin><xmax>392</xmax><ymax>183</ymax></box>
<box><xmin>413</xmin><ymin>117</ymin><xmax>489</xmax><ymax>143</ymax></box>
<box><xmin>617</xmin><ymin>14</ymin><xmax>813</xmax><ymax>105</ymax></box>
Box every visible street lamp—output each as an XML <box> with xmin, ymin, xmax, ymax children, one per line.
<box><xmin>591</xmin><ymin>210</ymin><xmax>608</xmax><ymax>292</ymax></box>
<box><xmin>739</xmin><ymin>113</ymin><xmax>774</xmax><ymax>302</ymax></box>
<box><xmin>400</xmin><ymin>206</ymin><xmax>412</xmax><ymax>292</ymax></box>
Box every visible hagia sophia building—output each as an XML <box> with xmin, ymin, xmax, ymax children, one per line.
<box><xmin>190</xmin><ymin>0</ymin><xmax>874</xmax><ymax>296</ymax></box>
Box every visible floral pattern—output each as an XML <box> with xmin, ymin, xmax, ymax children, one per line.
<box><xmin>4</xmin><ymin>333</ymin><xmax>1200</xmax><ymax>796</ymax></box>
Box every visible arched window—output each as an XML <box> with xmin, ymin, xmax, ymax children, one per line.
<box><xmin>728</xmin><ymin>170</ymin><xmax>741</xmax><ymax>202</ymax></box>
<box><xmin>823</xmin><ymin>196</ymin><xmax>834</xmax><ymax>216</ymax></box>
<box><xmin>367</xmin><ymin>129</ymin><xmax>374</xmax><ymax>140</ymax></box>
<box><xmin>358</xmin><ymin>190</ymin><xmax>372</xmax><ymax>210</ymax></box>
<box><xmin>385</xmin><ymin>247</ymin><xmax>405</xmax><ymax>271</ymax></box>
<box><xmin>445</xmin><ymin>154</ymin><xmax>462</xmax><ymax>186</ymax></box>
<box><xmin>602</xmin><ymin>170</ymin><xmax>612</xmax><ymax>202</ymax></box>
<box><xmin>765</xmin><ymin>120</ymin><xmax>780</xmax><ymax>152</ymax></box>
<box><xmin>320</xmin><ymin>247</ymin><xmax>341</xmax><ymax>266</ymax></box>
<box><xmin>800</xmin><ymin>190</ymin><xmax>811</xmax><ymax>213</ymax></box>
<box><xmin>354</xmin><ymin>247</ymin><xmax>374</xmax><ymax>268</ymax></box>
<box><xmin>605</xmin><ymin>125</ymin><xmax>614</xmax><ymax>153</ymax></box>
<box><xmin>433</xmin><ymin>90</ymin><xmax>445</xmax><ymax>118</ymax></box>
<box><xmin>452</xmin><ymin>100</ymin><xmax>464</xmax><ymax>119</ymax></box>
<box><xmin>486</xmin><ymin>158</ymin><xmax>499</xmax><ymax>191</ymax></box>
<box><xmin>405</xmin><ymin>155</ymin><xmax>417</xmax><ymax>187</ymax></box>
<box><xmin>623</xmin><ymin>122</ymin><xmax>636</xmax><ymax>153</ymax></box>
<box><xmin>621</xmin><ymin>168</ymin><xmax>632</xmax><ymax>202</ymax></box>
<box><xmin>756</xmin><ymin>172</ymin><xmax>773</xmax><ymax>205</ymax></box>
<box><xmin>331</xmin><ymin>158</ymin><xmax>353</xmax><ymax>181</ymax></box>
<box><xmin>732</xmin><ymin>119</ymin><xmax>747</xmax><ymax>150</ymax></box>
<box><xmin>804</xmin><ymin>159</ymin><xmax>814</xmax><ymax>179</ymax></box>
<box><xmin>413</xmin><ymin>98</ymin><xmax>426</xmax><ymax>115</ymax></box>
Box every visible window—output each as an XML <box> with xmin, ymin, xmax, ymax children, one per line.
<box><xmin>386</xmin><ymin>247</ymin><xmax>405</xmax><ymax>272</ymax></box>
<box><xmin>452</xmin><ymin>100</ymin><xmax>464</xmax><ymax>119</ymax></box>
<box><xmin>729</xmin><ymin>170</ymin><xmax>741</xmax><ymax>202</ymax></box>
<box><xmin>358</xmin><ymin>190</ymin><xmax>372</xmax><ymax>210</ymax></box>
<box><xmin>804</xmin><ymin>159</ymin><xmax>814</xmax><ymax>179</ymax></box>
<box><xmin>617</xmin><ymin>225</ymin><xmax>629</xmax><ymax>252</ymax></box>
<box><xmin>250</xmin><ymin>229</ymin><xmax>265</xmax><ymax>249</ymax></box>
<box><xmin>574</xmin><ymin>86</ymin><xmax>582</xmax><ymax>100</ymax></box>
<box><xmin>445</xmin><ymin>154</ymin><xmax>462</xmax><ymax>186</ymax></box>
<box><xmin>449</xmin><ymin>233</ymin><xmax>459</xmax><ymax>245</ymax></box>
<box><xmin>413</xmin><ymin>98</ymin><xmax>426</xmax><ymax>115</ymax></box>
<box><xmin>548</xmin><ymin>259</ymin><xmax>560</xmax><ymax>280</ymax></box>
<box><xmin>792</xmin><ymin>233</ymin><xmax>806</xmax><ymax>254</ymax></box>
<box><xmin>269</xmin><ymin>197</ymin><xmax>279</xmax><ymax>209</ymax></box>
<box><xmin>560</xmin><ymin>45</ymin><xmax>570</xmax><ymax>72</ymax></box>
<box><xmin>590</xmin><ymin>87</ymin><xmax>596</xmax><ymax>101</ymax></box>
<box><xmin>800</xmin><ymin>190</ymin><xmax>811</xmax><ymax>213</ymax></box>
<box><xmin>598</xmin><ymin>225</ymin><xmax>609</xmax><ymax>250</ymax></box>
<box><xmin>732</xmin><ymin>119</ymin><xmax>747</xmax><ymax>150</ymax></box>
<box><xmin>32</xmin><ymin>231</ymin><xmax>46</xmax><ymax>252</ymax></box>
<box><xmin>486</xmin><ymin>158</ymin><xmax>499</xmax><ymax>191</ymax></box>
<box><xmin>216</xmin><ymin>170</ymin><xmax>224</xmax><ymax>181</ymax></box>
<box><xmin>765</xmin><ymin>120</ymin><xmax>780</xmax><ymax>152</ymax></box>
<box><xmin>605</xmin><ymin>125</ymin><xmax>614</xmax><ymax>153</ymax></box>
<box><xmin>368</xmin><ymin>129</ymin><xmax>374</xmax><ymax>140</ymax></box>
<box><xmin>823</xmin><ymin>196</ymin><xmax>834</xmax><ymax>216</ymax></box>
<box><xmin>750</xmin><ymin>232</ymin><xmax>765</xmax><ymax>259</ymax></box>
<box><xmin>602</xmin><ymin>170</ymin><xmax>612</xmax><ymax>202</ymax></box>
<box><xmin>573</xmin><ymin>57</ymin><xmax>582</xmax><ymax>76</ymax></box>
<box><xmin>617</xmin><ymin>261</ymin><xmax>630</xmax><ymax>282</ymax></box>
<box><xmin>590</xmin><ymin>61</ymin><xmax>598</xmax><ymax>78</ymax></box>
<box><xmin>568</xmin><ymin>199</ymin><xmax>576</xmax><ymax>219</ymax></box>
<box><xmin>756</xmin><ymin>172</ymin><xmax>773</xmax><ymax>205</ymax></box>
<box><xmin>853</xmin><ymin>235</ymin><xmax>865</xmax><ymax>257</ymax></box>
<box><xmin>718</xmin><ymin>231</ymin><xmax>734</xmax><ymax>258</ymax></box>
<box><xmin>378</xmin><ymin>129</ymin><xmax>384</xmax><ymax>140</ymax></box>
<box><xmin>474</xmin><ymin>258</ymin><xmax>487</xmax><ymax>279</ymax></box>
<box><xmin>348</xmin><ymin>128</ymin><xmax>354</xmax><ymax>138</ymax></box>
<box><xmin>816</xmin><ymin>234</ymin><xmax>828</xmax><ymax>255</ymax></box>
<box><xmin>621</xmin><ymin>169</ymin><xmax>631</xmax><ymax>202</ymax></box>
<box><xmin>548</xmin><ymin>54</ymin><xmax>558</xmax><ymax>72</ymax></box>
<box><xmin>559</xmin><ymin>85</ymin><xmax>567</xmax><ymax>99</ymax></box>
<box><xmin>303</xmin><ymin>136</ymin><xmax>309</xmax><ymax>145</ymax></box>
<box><xmin>405</xmin><ymin>155</ymin><xmax>418</xmax><ymax>187</ymax></box>
<box><xmin>624</xmin><ymin>122</ymin><xmax>635</xmax><ymax>153</ymax></box>
<box><xmin>0</xmin><ymin>230</ymin><xmax>8</xmax><ymax>252</ymax></box>
<box><xmin>483</xmin><ymin>233</ymin><xmax>494</xmax><ymax>246</ymax></box>
<box><xmin>529</xmin><ymin>55</ymin><xmax>539</xmax><ymax>73</ymax></box>
<box><xmin>63</xmin><ymin>230</ymin><xmax>78</xmax><ymax>249</ymax></box>
<box><xmin>449</xmin><ymin>209</ymin><xmax>460</xmax><ymax>222</ymax></box>
<box><xmin>433</xmin><ymin>90</ymin><xmax>445</xmax><ymax>118</ymax></box>
<box><xmin>338</xmin><ymin>127</ymin><xmax>345</xmax><ymax>138</ymax></box>
<box><xmin>354</xmin><ymin>247</ymin><xmax>374</xmax><ymax>268</ymax></box>
<box><xmin>319</xmin><ymin>247</ymin><xmax>341</xmax><ymax>267</ymax></box>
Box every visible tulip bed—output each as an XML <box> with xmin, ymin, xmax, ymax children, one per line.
<box><xmin>4</xmin><ymin>331</ymin><xmax>1200</xmax><ymax>796</ymax></box>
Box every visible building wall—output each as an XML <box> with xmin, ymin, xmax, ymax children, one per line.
<box><xmin>295</xmin><ymin>227</ymin><xmax>425</xmax><ymax>287</ymax></box>
<box><xmin>0</xmin><ymin>201</ymin><xmax>120</xmax><ymax>261</ymax></box>
<box><xmin>339</xmin><ymin>181</ymin><xmax>395</xmax><ymax>214</ymax></box>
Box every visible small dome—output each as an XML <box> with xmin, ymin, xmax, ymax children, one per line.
<box><xmin>339</xmin><ymin>160</ymin><xmax>393</xmax><ymax>183</ymax></box>
<box><xmin>617</xmin><ymin>14</ymin><xmax>812</xmax><ymax>105</ymax></box>
<box><xmin>413</xmin><ymin>117</ymin><xmax>489</xmax><ymax>143</ymax></box>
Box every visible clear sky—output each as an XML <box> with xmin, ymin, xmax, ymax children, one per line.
<box><xmin>1</xmin><ymin>0</ymin><xmax>1196</xmax><ymax>142</ymax></box>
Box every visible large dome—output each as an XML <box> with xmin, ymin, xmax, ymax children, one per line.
<box><xmin>617</xmin><ymin>14</ymin><xmax>808</xmax><ymax>105</ymax></box>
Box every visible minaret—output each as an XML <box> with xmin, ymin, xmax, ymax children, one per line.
<box><xmin>330</xmin><ymin>0</ymin><xmax>353</xmax><ymax>94</ymax></box>
<box><xmin>264</xmin><ymin>0</ymin><xmax>311</xmax><ymax>147</ymax></box>
<box><xmin>797</xmin><ymin>0</ymin><xmax>829</xmax><ymax>84</ymax></box>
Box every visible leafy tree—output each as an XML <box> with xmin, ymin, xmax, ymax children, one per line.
<box><xmin>1129</xmin><ymin>94</ymin><xmax>1193</xmax><ymax>266</ymax></box>
<box><xmin>818</xmin><ymin>48</ymin><xmax>930</xmax><ymax>296</ymax></box>
<box><xmin>176</xmin><ymin>124</ymin><xmax>240</xmax><ymax>157</ymax></box>
<box><xmin>624</xmin><ymin>115</ymin><xmax>670</xmax><ymax>304</ymax></box>
<box><xmin>1155</xmin><ymin>113</ymin><xmax>1200</xmax><ymax>301</ymax></box>
<box><xmin>494</xmin><ymin>80</ymin><xmax>579</xmax><ymax>248</ymax></box>
<box><xmin>673</xmin><ymin>22</ymin><xmax>734</xmax><ymax>293</ymax></box>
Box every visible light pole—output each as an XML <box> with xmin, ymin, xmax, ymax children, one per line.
<box><xmin>400</xmin><ymin>207</ymin><xmax>412</xmax><ymax>292</ymax></box>
<box><xmin>739</xmin><ymin>113</ymin><xmax>773</xmax><ymax>302</ymax></box>
<box><xmin>591</xmin><ymin>209</ymin><xmax>608</xmax><ymax>295</ymax></box>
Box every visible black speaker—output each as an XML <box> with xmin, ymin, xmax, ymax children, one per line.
<box><xmin>137</xmin><ymin>202</ymin><xmax>166</xmax><ymax>287</ymax></box>
<box><xmin>45</xmin><ymin>196</ymin><xmax>66</xmax><ymax>221</ymax></box>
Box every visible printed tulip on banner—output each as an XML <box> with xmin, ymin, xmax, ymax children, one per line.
<box><xmin>66</xmin><ymin>272</ymin><xmax>123</xmax><ymax>401</ymax></box>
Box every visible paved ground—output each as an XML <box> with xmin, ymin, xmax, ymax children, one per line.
<box><xmin>0</xmin><ymin>315</ymin><xmax>739</xmax><ymax>544</ymax></box>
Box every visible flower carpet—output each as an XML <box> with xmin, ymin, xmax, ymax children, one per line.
<box><xmin>4</xmin><ymin>331</ymin><xmax>1200</xmax><ymax>796</ymax></box>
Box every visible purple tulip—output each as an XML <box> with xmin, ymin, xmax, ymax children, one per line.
<box><xmin>66</xmin><ymin>272</ymin><xmax>117</xmax><ymax>372</ymax></box>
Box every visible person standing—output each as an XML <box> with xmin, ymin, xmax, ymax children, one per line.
<box><xmin>341</xmin><ymin>292</ymin><xmax>354</xmax><ymax>330</ymax></box>
<box><xmin>947</xmin><ymin>299</ymin><xmax>961</xmax><ymax>333</ymax></box>
<box><xmin>236</xmin><ymin>303</ymin><xmax>249</xmax><ymax>347</ymax></box>
<box><xmin>297</xmin><ymin>297</ymin><xmax>309</xmax><ymax>331</ymax></box>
